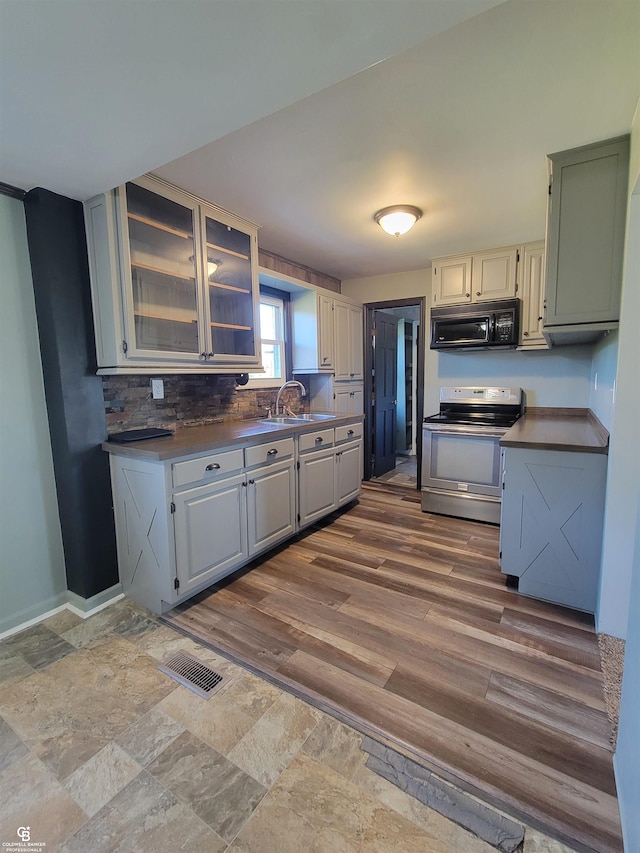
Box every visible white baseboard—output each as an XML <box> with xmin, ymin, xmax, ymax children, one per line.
<box><xmin>0</xmin><ymin>584</ymin><xmax>125</xmax><ymax>640</ymax></box>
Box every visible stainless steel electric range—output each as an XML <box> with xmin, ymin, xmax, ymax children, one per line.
<box><xmin>421</xmin><ymin>386</ymin><xmax>523</xmax><ymax>524</ymax></box>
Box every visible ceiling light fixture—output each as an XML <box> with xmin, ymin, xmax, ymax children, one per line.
<box><xmin>374</xmin><ymin>205</ymin><xmax>423</xmax><ymax>237</ymax></box>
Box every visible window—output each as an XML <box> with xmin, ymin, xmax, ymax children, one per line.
<box><xmin>248</xmin><ymin>293</ymin><xmax>287</xmax><ymax>387</ymax></box>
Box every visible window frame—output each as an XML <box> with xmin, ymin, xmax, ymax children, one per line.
<box><xmin>246</xmin><ymin>287</ymin><xmax>291</xmax><ymax>389</ymax></box>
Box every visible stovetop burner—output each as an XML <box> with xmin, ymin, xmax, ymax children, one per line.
<box><xmin>423</xmin><ymin>386</ymin><xmax>523</xmax><ymax>429</ymax></box>
<box><xmin>423</xmin><ymin>411</ymin><xmax>521</xmax><ymax>428</ymax></box>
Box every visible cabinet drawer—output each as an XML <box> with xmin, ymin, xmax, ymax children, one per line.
<box><xmin>172</xmin><ymin>448</ymin><xmax>244</xmax><ymax>488</ymax></box>
<box><xmin>244</xmin><ymin>437</ymin><xmax>294</xmax><ymax>468</ymax></box>
<box><xmin>298</xmin><ymin>428</ymin><xmax>335</xmax><ymax>452</ymax></box>
<box><xmin>335</xmin><ymin>422</ymin><xmax>362</xmax><ymax>444</ymax></box>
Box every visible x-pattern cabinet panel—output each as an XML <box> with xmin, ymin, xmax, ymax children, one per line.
<box><xmin>499</xmin><ymin>447</ymin><xmax>607</xmax><ymax>612</ymax></box>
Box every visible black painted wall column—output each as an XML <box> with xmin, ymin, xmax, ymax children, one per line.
<box><xmin>24</xmin><ymin>188</ymin><xmax>118</xmax><ymax>600</ymax></box>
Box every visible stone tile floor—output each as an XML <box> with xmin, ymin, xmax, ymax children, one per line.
<box><xmin>0</xmin><ymin>598</ymin><xmax>575</xmax><ymax>852</ymax></box>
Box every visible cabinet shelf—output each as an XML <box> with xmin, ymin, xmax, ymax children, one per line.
<box><xmin>206</xmin><ymin>241</ymin><xmax>249</xmax><ymax>262</ymax></box>
<box><xmin>134</xmin><ymin>310</ymin><xmax>197</xmax><ymax>324</ymax></box>
<box><xmin>132</xmin><ymin>261</ymin><xmax>194</xmax><ymax>282</ymax></box>
<box><xmin>211</xmin><ymin>321</ymin><xmax>252</xmax><ymax>331</ymax></box>
<box><xmin>208</xmin><ymin>280</ymin><xmax>251</xmax><ymax>295</ymax></box>
<box><xmin>128</xmin><ymin>212</ymin><xmax>192</xmax><ymax>240</ymax></box>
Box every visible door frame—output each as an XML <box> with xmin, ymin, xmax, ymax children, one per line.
<box><xmin>363</xmin><ymin>297</ymin><xmax>426</xmax><ymax>487</ymax></box>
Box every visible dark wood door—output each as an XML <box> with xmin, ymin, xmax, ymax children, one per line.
<box><xmin>373</xmin><ymin>311</ymin><xmax>398</xmax><ymax>477</ymax></box>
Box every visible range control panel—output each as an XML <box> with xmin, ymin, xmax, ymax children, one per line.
<box><xmin>439</xmin><ymin>387</ymin><xmax>522</xmax><ymax>406</ymax></box>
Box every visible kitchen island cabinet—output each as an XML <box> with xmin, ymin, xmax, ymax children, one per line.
<box><xmin>499</xmin><ymin>410</ymin><xmax>608</xmax><ymax>612</ymax></box>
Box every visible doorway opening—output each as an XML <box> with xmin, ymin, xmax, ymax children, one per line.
<box><xmin>363</xmin><ymin>297</ymin><xmax>426</xmax><ymax>488</ymax></box>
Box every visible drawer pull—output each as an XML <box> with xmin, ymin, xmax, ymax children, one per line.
<box><xmin>267</xmin><ymin>448</ymin><xmax>278</xmax><ymax>456</ymax></box>
<box><xmin>205</xmin><ymin>463</ymin><xmax>221</xmax><ymax>471</ymax></box>
<box><xmin>347</xmin><ymin>429</ymin><xmax>354</xmax><ymax>436</ymax></box>
<box><xmin>315</xmin><ymin>436</ymin><xmax>323</xmax><ymax>443</ymax></box>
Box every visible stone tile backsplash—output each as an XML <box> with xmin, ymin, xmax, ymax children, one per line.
<box><xmin>102</xmin><ymin>375</ymin><xmax>308</xmax><ymax>434</ymax></box>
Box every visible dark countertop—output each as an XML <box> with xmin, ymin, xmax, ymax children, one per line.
<box><xmin>103</xmin><ymin>413</ymin><xmax>364</xmax><ymax>462</ymax></box>
<box><xmin>500</xmin><ymin>407</ymin><xmax>609</xmax><ymax>454</ymax></box>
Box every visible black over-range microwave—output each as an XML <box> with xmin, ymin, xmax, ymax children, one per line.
<box><xmin>430</xmin><ymin>298</ymin><xmax>520</xmax><ymax>351</ymax></box>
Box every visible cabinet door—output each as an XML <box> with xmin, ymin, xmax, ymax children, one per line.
<box><xmin>432</xmin><ymin>257</ymin><xmax>472</xmax><ymax>306</ymax></box>
<box><xmin>334</xmin><ymin>301</ymin><xmax>351</xmax><ymax>380</ymax></box>
<box><xmin>318</xmin><ymin>294</ymin><xmax>335</xmax><ymax>369</ymax></box>
<box><xmin>472</xmin><ymin>247</ymin><xmax>518</xmax><ymax>302</ymax></box>
<box><xmin>545</xmin><ymin>136</ymin><xmax>629</xmax><ymax>326</ymax></box>
<box><xmin>201</xmin><ymin>207</ymin><xmax>260</xmax><ymax>368</ymax></box>
<box><xmin>500</xmin><ymin>448</ymin><xmax>607</xmax><ymax>613</ymax></box>
<box><xmin>292</xmin><ymin>291</ymin><xmax>334</xmax><ymax>372</ymax></box>
<box><xmin>348</xmin><ymin>305</ymin><xmax>364</xmax><ymax>379</ymax></box>
<box><xmin>336</xmin><ymin>441</ymin><xmax>362</xmax><ymax>506</ymax></box>
<box><xmin>246</xmin><ymin>461</ymin><xmax>296</xmax><ymax>555</ymax></box>
<box><xmin>120</xmin><ymin>180</ymin><xmax>203</xmax><ymax>362</ymax></box>
<box><xmin>335</xmin><ymin>384</ymin><xmax>364</xmax><ymax>414</ymax></box>
<box><xmin>335</xmin><ymin>302</ymin><xmax>363</xmax><ymax>381</ymax></box>
<box><xmin>298</xmin><ymin>447</ymin><xmax>336</xmax><ymax>526</ymax></box>
<box><xmin>173</xmin><ymin>473</ymin><xmax>247</xmax><ymax>595</ymax></box>
<box><xmin>519</xmin><ymin>241</ymin><xmax>547</xmax><ymax>347</ymax></box>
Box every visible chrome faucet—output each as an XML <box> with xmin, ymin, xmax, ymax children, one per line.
<box><xmin>274</xmin><ymin>380</ymin><xmax>307</xmax><ymax>416</ymax></box>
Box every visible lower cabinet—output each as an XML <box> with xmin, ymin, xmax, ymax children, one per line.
<box><xmin>246</xmin><ymin>461</ymin><xmax>296</xmax><ymax>554</ymax></box>
<box><xmin>173</xmin><ymin>472</ymin><xmax>248</xmax><ymax>596</ymax></box>
<box><xmin>336</xmin><ymin>440</ymin><xmax>362</xmax><ymax>505</ymax></box>
<box><xmin>299</xmin><ymin>445</ymin><xmax>337</xmax><ymax>526</ymax></box>
<box><xmin>298</xmin><ymin>423</ymin><xmax>363</xmax><ymax>528</ymax></box>
<box><xmin>108</xmin><ymin>420</ymin><xmax>362</xmax><ymax>613</ymax></box>
<box><xmin>499</xmin><ymin>446</ymin><xmax>607</xmax><ymax>612</ymax></box>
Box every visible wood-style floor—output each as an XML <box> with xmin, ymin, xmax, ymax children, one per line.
<box><xmin>164</xmin><ymin>481</ymin><xmax>621</xmax><ymax>853</ymax></box>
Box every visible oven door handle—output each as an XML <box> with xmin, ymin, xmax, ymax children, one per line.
<box><xmin>423</xmin><ymin>426</ymin><xmax>506</xmax><ymax>439</ymax></box>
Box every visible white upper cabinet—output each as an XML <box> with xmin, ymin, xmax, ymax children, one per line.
<box><xmin>334</xmin><ymin>300</ymin><xmax>363</xmax><ymax>381</ymax></box>
<box><xmin>291</xmin><ymin>289</ymin><xmax>363</xmax><ymax>379</ymax></box>
<box><xmin>291</xmin><ymin>290</ymin><xmax>335</xmax><ymax>372</ymax></box>
<box><xmin>518</xmin><ymin>241</ymin><xmax>548</xmax><ymax>349</ymax></box>
<box><xmin>431</xmin><ymin>256</ymin><xmax>472</xmax><ymax>306</ymax></box>
<box><xmin>431</xmin><ymin>246</ymin><xmax>518</xmax><ymax>307</ymax></box>
<box><xmin>84</xmin><ymin>175</ymin><xmax>261</xmax><ymax>374</ymax></box>
<box><xmin>472</xmin><ymin>247</ymin><xmax>519</xmax><ymax>302</ymax></box>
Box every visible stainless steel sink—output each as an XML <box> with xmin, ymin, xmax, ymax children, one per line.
<box><xmin>294</xmin><ymin>413</ymin><xmax>336</xmax><ymax>421</ymax></box>
<box><xmin>261</xmin><ymin>413</ymin><xmax>336</xmax><ymax>424</ymax></box>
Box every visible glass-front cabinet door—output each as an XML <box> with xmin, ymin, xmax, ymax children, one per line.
<box><xmin>120</xmin><ymin>180</ymin><xmax>203</xmax><ymax>362</ymax></box>
<box><xmin>201</xmin><ymin>207</ymin><xmax>259</xmax><ymax>367</ymax></box>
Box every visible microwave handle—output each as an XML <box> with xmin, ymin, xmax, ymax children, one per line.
<box><xmin>489</xmin><ymin>315</ymin><xmax>496</xmax><ymax>340</ymax></box>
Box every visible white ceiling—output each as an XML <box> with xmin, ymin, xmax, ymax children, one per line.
<box><xmin>1</xmin><ymin>0</ymin><xmax>639</xmax><ymax>281</ymax></box>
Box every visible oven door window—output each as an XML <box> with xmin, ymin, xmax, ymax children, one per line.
<box><xmin>425</xmin><ymin>431</ymin><xmax>502</xmax><ymax>496</ymax></box>
<box><xmin>433</xmin><ymin>317</ymin><xmax>490</xmax><ymax>345</ymax></box>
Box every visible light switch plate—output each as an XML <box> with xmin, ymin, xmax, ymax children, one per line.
<box><xmin>151</xmin><ymin>378</ymin><xmax>164</xmax><ymax>400</ymax></box>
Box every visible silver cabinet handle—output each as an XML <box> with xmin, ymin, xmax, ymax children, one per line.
<box><xmin>205</xmin><ymin>463</ymin><xmax>221</xmax><ymax>471</ymax></box>
<box><xmin>267</xmin><ymin>448</ymin><xmax>278</xmax><ymax>456</ymax></box>
<box><xmin>315</xmin><ymin>436</ymin><xmax>323</xmax><ymax>443</ymax></box>
<box><xmin>347</xmin><ymin>429</ymin><xmax>354</xmax><ymax>436</ymax></box>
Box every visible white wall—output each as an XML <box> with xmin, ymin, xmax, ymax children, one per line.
<box><xmin>611</xmin><ymin>101</ymin><xmax>640</xmax><ymax>850</ymax></box>
<box><xmin>615</xmin><ymin>500</ymin><xmax>640</xmax><ymax>853</ymax></box>
<box><xmin>0</xmin><ymin>194</ymin><xmax>67</xmax><ymax>634</ymax></box>
<box><xmin>598</xmin><ymin>101</ymin><xmax>640</xmax><ymax>640</ymax></box>
<box><xmin>589</xmin><ymin>330</ymin><xmax>619</xmax><ymax>432</ymax></box>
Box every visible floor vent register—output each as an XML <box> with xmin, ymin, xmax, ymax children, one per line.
<box><xmin>159</xmin><ymin>650</ymin><xmax>225</xmax><ymax>700</ymax></box>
